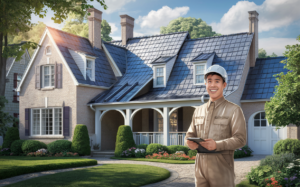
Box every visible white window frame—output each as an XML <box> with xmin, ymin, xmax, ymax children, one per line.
<box><xmin>42</xmin><ymin>65</ymin><xmax>55</xmax><ymax>88</ymax></box>
<box><xmin>153</xmin><ymin>65</ymin><xmax>166</xmax><ymax>88</ymax></box>
<box><xmin>193</xmin><ymin>61</ymin><xmax>206</xmax><ymax>85</ymax></box>
<box><xmin>45</xmin><ymin>45</ymin><xmax>51</xmax><ymax>55</ymax></box>
<box><xmin>85</xmin><ymin>57</ymin><xmax>95</xmax><ymax>81</ymax></box>
<box><xmin>30</xmin><ymin>107</ymin><xmax>63</xmax><ymax>136</ymax></box>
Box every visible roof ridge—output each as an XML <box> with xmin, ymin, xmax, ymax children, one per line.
<box><xmin>103</xmin><ymin>41</ymin><xmax>127</xmax><ymax>50</ymax></box>
<box><xmin>46</xmin><ymin>26</ymin><xmax>90</xmax><ymax>41</ymax></box>
<box><xmin>257</xmin><ymin>56</ymin><xmax>286</xmax><ymax>60</ymax></box>
<box><xmin>187</xmin><ymin>32</ymin><xmax>252</xmax><ymax>41</ymax></box>
<box><xmin>127</xmin><ymin>31</ymin><xmax>189</xmax><ymax>40</ymax></box>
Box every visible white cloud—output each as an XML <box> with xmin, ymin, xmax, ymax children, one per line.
<box><xmin>133</xmin><ymin>32</ymin><xmax>145</xmax><ymax>37</ymax></box>
<box><xmin>136</xmin><ymin>6</ymin><xmax>189</xmax><ymax>29</ymax></box>
<box><xmin>108</xmin><ymin>22</ymin><xmax>118</xmax><ymax>34</ymax></box>
<box><xmin>259</xmin><ymin>37</ymin><xmax>299</xmax><ymax>56</ymax></box>
<box><xmin>210</xmin><ymin>0</ymin><xmax>300</xmax><ymax>34</ymax></box>
<box><xmin>96</xmin><ymin>0</ymin><xmax>136</xmax><ymax>14</ymax></box>
<box><xmin>111</xmin><ymin>36</ymin><xmax>121</xmax><ymax>41</ymax></box>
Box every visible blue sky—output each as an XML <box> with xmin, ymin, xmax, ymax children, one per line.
<box><xmin>32</xmin><ymin>0</ymin><xmax>300</xmax><ymax>56</ymax></box>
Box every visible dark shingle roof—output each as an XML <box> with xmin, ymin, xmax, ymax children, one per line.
<box><xmin>241</xmin><ymin>57</ymin><xmax>288</xmax><ymax>100</ymax></box>
<box><xmin>152</xmin><ymin>55</ymin><xmax>176</xmax><ymax>64</ymax></box>
<box><xmin>104</xmin><ymin>42</ymin><xmax>127</xmax><ymax>75</ymax></box>
<box><xmin>191</xmin><ymin>52</ymin><xmax>215</xmax><ymax>61</ymax></box>
<box><xmin>6</xmin><ymin>57</ymin><xmax>15</xmax><ymax>74</ymax></box>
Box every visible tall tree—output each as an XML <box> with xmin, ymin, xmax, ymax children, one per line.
<box><xmin>265</xmin><ymin>35</ymin><xmax>300</xmax><ymax>127</ymax></box>
<box><xmin>160</xmin><ymin>17</ymin><xmax>221</xmax><ymax>39</ymax></box>
<box><xmin>259</xmin><ymin>48</ymin><xmax>278</xmax><ymax>58</ymax></box>
<box><xmin>0</xmin><ymin>0</ymin><xmax>107</xmax><ymax>96</ymax></box>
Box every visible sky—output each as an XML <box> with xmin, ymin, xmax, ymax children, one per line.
<box><xmin>31</xmin><ymin>0</ymin><xmax>300</xmax><ymax>56</ymax></box>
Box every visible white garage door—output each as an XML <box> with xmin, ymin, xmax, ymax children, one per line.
<box><xmin>248</xmin><ymin>111</ymin><xmax>287</xmax><ymax>155</ymax></box>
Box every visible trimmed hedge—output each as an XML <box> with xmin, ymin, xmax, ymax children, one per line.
<box><xmin>2</xmin><ymin>127</ymin><xmax>20</xmax><ymax>149</ymax></box>
<box><xmin>22</xmin><ymin>140</ymin><xmax>47</xmax><ymax>154</ymax></box>
<box><xmin>146</xmin><ymin>143</ymin><xmax>168</xmax><ymax>155</ymax></box>
<box><xmin>167</xmin><ymin>145</ymin><xmax>189</xmax><ymax>154</ymax></box>
<box><xmin>188</xmin><ymin>149</ymin><xmax>197</xmax><ymax>158</ymax></box>
<box><xmin>71</xmin><ymin>124</ymin><xmax>90</xmax><ymax>156</ymax></box>
<box><xmin>137</xmin><ymin>144</ymin><xmax>148</xmax><ymax>150</ymax></box>
<box><xmin>48</xmin><ymin>140</ymin><xmax>72</xmax><ymax>154</ymax></box>
<box><xmin>11</xmin><ymin>140</ymin><xmax>25</xmax><ymax>155</ymax></box>
<box><xmin>114</xmin><ymin>125</ymin><xmax>136</xmax><ymax>157</ymax></box>
<box><xmin>273</xmin><ymin>138</ymin><xmax>300</xmax><ymax>155</ymax></box>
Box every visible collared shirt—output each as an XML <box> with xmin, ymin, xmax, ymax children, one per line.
<box><xmin>185</xmin><ymin>95</ymin><xmax>247</xmax><ymax>152</ymax></box>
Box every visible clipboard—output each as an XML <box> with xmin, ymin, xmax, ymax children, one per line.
<box><xmin>187</xmin><ymin>137</ymin><xmax>219</xmax><ymax>153</ymax></box>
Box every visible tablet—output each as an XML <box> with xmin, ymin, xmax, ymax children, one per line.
<box><xmin>187</xmin><ymin>137</ymin><xmax>205</xmax><ymax>144</ymax></box>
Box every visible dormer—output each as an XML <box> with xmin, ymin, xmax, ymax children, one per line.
<box><xmin>191</xmin><ymin>52</ymin><xmax>215</xmax><ymax>85</ymax></box>
<box><xmin>68</xmin><ymin>49</ymin><xmax>97</xmax><ymax>81</ymax></box>
<box><xmin>151</xmin><ymin>55</ymin><xmax>176</xmax><ymax>88</ymax></box>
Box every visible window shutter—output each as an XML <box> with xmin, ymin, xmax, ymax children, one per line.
<box><xmin>149</xmin><ymin>109</ymin><xmax>153</xmax><ymax>131</ymax></box>
<box><xmin>54</xmin><ymin>62</ymin><xmax>57</xmax><ymax>88</ymax></box>
<box><xmin>35</xmin><ymin>66</ymin><xmax>41</xmax><ymax>89</ymax></box>
<box><xmin>13</xmin><ymin>73</ymin><xmax>18</xmax><ymax>88</ymax></box>
<box><xmin>56</xmin><ymin>64</ymin><xmax>62</xmax><ymax>88</ymax></box>
<box><xmin>63</xmin><ymin>106</ymin><xmax>70</xmax><ymax>136</ymax></box>
<box><xmin>13</xmin><ymin>113</ymin><xmax>19</xmax><ymax>127</ymax></box>
<box><xmin>13</xmin><ymin>94</ymin><xmax>17</xmax><ymax>102</ymax></box>
<box><xmin>178</xmin><ymin>108</ymin><xmax>183</xmax><ymax>132</ymax></box>
<box><xmin>25</xmin><ymin>108</ymin><xmax>30</xmax><ymax>136</ymax></box>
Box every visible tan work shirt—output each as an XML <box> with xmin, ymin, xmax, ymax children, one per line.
<box><xmin>185</xmin><ymin>96</ymin><xmax>247</xmax><ymax>153</ymax></box>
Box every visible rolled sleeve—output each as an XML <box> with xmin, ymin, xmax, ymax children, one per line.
<box><xmin>215</xmin><ymin>107</ymin><xmax>247</xmax><ymax>151</ymax></box>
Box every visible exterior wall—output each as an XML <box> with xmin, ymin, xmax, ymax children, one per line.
<box><xmin>183</xmin><ymin>107</ymin><xmax>195</xmax><ymax>131</ymax></box>
<box><xmin>69</xmin><ymin>49</ymin><xmax>85</xmax><ymax>76</ymax></box>
<box><xmin>19</xmin><ymin>34</ymin><xmax>77</xmax><ymax>144</ymax></box>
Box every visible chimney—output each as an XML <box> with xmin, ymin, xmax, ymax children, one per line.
<box><xmin>120</xmin><ymin>14</ymin><xmax>134</xmax><ymax>46</ymax></box>
<box><xmin>248</xmin><ymin>11</ymin><xmax>259</xmax><ymax>67</ymax></box>
<box><xmin>88</xmin><ymin>8</ymin><xmax>102</xmax><ymax>49</ymax></box>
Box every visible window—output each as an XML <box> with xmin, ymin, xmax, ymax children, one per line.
<box><xmin>254</xmin><ymin>112</ymin><xmax>267</xmax><ymax>127</ymax></box>
<box><xmin>194</xmin><ymin>63</ymin><xmax>206</xmax><ymax>85</ymax></box>
<box><xmin>42</xmin><ymin>65</ymin><xmax>55</xmax><ymax>87</ymax></box>
<box><xmin>154</xmin><ymin>66</ymin><xmax>165</xmax><ymax>87</ymax></box>
<box><xmin>32</xmin><ymin>108</ymin><xmax>62</xmax><ymax>135</ymax></box>
<box><xmin>156</xmin><ymin>112</ymin><xmax>163</xmax><ymax>132</ymax></box>
<box><xmin>45</xmin><ymin>46</ymin><xmax>51</xmax><ymax>55</ymax></box>
<box><xmin>170</xmin><ymin>110</ymin><xmax>178</xmax><ymax>132</ymax></box>
<box><xmin>86</xmin><ymin>59</ymin><xmax>93</xmax><ymax>80</ymax></box>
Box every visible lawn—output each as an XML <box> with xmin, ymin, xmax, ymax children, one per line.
<box><xmin>6</xmin><ymin>164</ymin><xmax>170</xmax><ymax>187</ymax></box>
<box><xmin>0</xmin><ymin>156</ymin><xmax>97</xmax><ymax>180</ymax></box>
<box><xmin>111</xmin><ymin>157</ymin><xmax>195</xmax><ymax>164</ymax></box>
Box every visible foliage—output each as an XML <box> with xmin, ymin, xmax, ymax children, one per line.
<box><xmin>2</xmin><ymin>127</ymin><xmax>20</xmax><ymax>149</ymax></box>
<box><xmin>145</xmin><ymin>143</ymin><xmax>168</xmax><ymax>155</ymax></box>
<box><xmin>21</xmin><ymin>140</ymin><xmax>47</xmax><ymax>154</ymax></box>
<box><xmin>136</xmin><ymin>143</ymin><xmax>148</xmax><ymax>150</ymax></box>
<box><xmin>10</xmin><ymin>140</ymin><xmax>25</xmax><ymax>155</ymax></box>
<box><xmin>0</xmin><ymin>148</ymin><xmax>10</xmax><ymax>156</ymax></box>
<box><xmin>120</xmin><ymin>147</ymin><xmax>136</xmax><ymax>157</ymax></box>
<box><xmin>234</xmin><ymin>145</ymin><xmax>253</xmax><ymax>158</ymax></box>
<box><xmin>160</xmin><ymin>17</ymin><xmax>221</xmax><ymax>39</ymax></box>
<box><xmin>188</xmin><ymin>149</ymin><xmax>197</xmax><ymax>158</ymax></box>
<box><xmin>0</xmin><ymin>156</ymin><xmax>97</xmax><ymax>180</ymax></box>
<box><xmin>258</xmin><ymin>48</ymin><xmax>278</xmax><ymax>58</ymax></box>
<box><xmin>265</xmin><ymin>35</ymin><xmax>300</xmax><ymax>127</ymax></box>
<box><xmin>167</xmin><ymin>145</ymin><xmax>189</xmax><ymax>154</ymax></box>
<box><xmin>47</xmin><ymin>140</ymin><xmax>72</xmax><ymax>154</ymax></box>
<box><xmin>273</xmin><ymin>139</ymin><xmax>300</xmax><ymax>155</ymax></box>
<box><xmin>71</xmin><ymin>124</ymin><xmax>91</xmax><ymax>156</ymax></box>
<box><xmin>114</xmin><ymin>125</ymin><xmax>136</xmax><ymax>157</ymax></box>
<box><xmin>0</xmin><ymin>96</ymin><xmax>18</xmax><ymax>137</ymax></box>
<box><xmin>145</xmin><ymin>152</ymin><xmax>195</xmax><ymax>160</ymax></box>
<box><xmin>92</xmin><ymin>143</ymin><xmax>100</xmax><ymax>150</ymax></box>
<box><xmin>246</xmin><ymin>165</ymin><xmax>273</xmax><ymax>187</ymax></box>
<box><xmin>260</xmin><ymin>153</ymin><xmax>297</xmax><ymax>172</ymax></box>
<box><xmin>135</xmin><ymin>148</ymin><xmax>146</xmax><ymax>158</ymax></box>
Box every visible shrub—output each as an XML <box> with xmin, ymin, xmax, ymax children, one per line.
<box><xmin>167</xmin><ymin>145</ymin><xmax>189</xmax><ymax>154</ymax></box>
<box><xmin>137</xmin><ymin>144</ymin><xmax>148</xmax><ymax>150</ymax></box>
<box><xmin>188</xmin><ymin>149</ymin><xmax>197</xmax><ymax>158</ymax></box>
<box><xmin>246</xmin><ymin>165</ymin><xmax>273</xmax><ymax>186</ymax></box>
<box><xmin>260</xmin><ymin>153</ymin><xmax>296</xmax><ymax>172</ymax></box>
<box><xmin>273</xmin><ymin>139</ymin><xmax>300</xmax><ymax>155</ymax></box>
<box><xmin>120</xmin><ymin>147</ymin><xmax>136</xmax><ymax>157</ymax></box>
<box><xmin>146</xmin><ymin>143</ymin><xmax>168</xmax><ymax>155</ymax></box>
<box><xmin>71</xmin><ymin>124</ymin><xmax>91</xmax><ymax>156</ymax></box>
<box><xmin>2</xmin><ymin>127</ymin><xmax>20</xmax><ymax>149</ymax></box>
<box><xmin>0</xmin><ymin>148</ymin><xmax>10</xmax><ymax>156</ymax></box>
<box><xmin>11</xmin><ymin>140</ymin><xmax>25</xmax><ymax>155</ymax></box>
<box><xmin>22</xmin><ymin>140</ymin><xmax>47</xmax><ymax>154</ymax></box>
<box><xmin>234</xmin><ymin>145</ymin><xmax>253</xmax><ymax>158</ymax></box>
<box><xmin>114</xmin><ymin>125</ymin><xmax>136</xmax><ymax>157</ymax></box>
<box><xmin>47</xmin><ymin>140</ymin><xmax>72</xmax><ymax>154</ymax></box>
<box><xmin>135</xmin><ymin>148</ymin><xmax>146</xmax><ymax>158</ymax></box>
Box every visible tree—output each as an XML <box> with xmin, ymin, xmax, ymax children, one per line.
<box><xmin>160</xmin><ymin>17</ymin><xmax>221</xmax><ymax>39</ymax></box>
<box><xmin>0</xmin><ymin>0</ymin><xmax>107</xmax><ymax>97</ymax></box>
<box><xmin>265</xmin><ymin>35</ymin><xmax>300</xmax><ymax>128</ymax></box>
<box><xmin>0</xmin><ymin>96</ymin><xmax>18</xmax><ymax>137</ymax></box>
<box><xmin>259</xmin><ymin>48</ymin><xmax>278</xmax><ymax>58</ymax></box>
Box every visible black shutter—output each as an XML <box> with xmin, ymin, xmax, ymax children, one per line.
<box><xmin>25</xmin><ymin>108</ymin><xmax>30</xmax><ymax>136</ymax></box>
<box><xmin>149</xmin><ymin>109</ymin><xmax>153</xmax><ymax>132</ymax></box>
<box><xmin>13</xmin><ymin>73</ymin><xmax>18</xmax><ymax>88</ymax></box>
<box><xmin>178</xmin><ymin>108</ymin><xmax>183</xmax><ymax>132</ymax></box>
<box><xmin>63</xmin><ymin>106</ymin><xmax>70</xmax><ymax>136</ymax></box>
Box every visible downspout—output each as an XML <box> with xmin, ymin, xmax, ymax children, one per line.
<box><xmin>90</xmin><ymin>104</ymin><xmax>95</xmax><ymax>111</ymax></box>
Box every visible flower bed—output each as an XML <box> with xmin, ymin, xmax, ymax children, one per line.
<box><xmin>145</xmin><ymin>151</ymin><xmax>196</xmax><ymax>160</ymax></box>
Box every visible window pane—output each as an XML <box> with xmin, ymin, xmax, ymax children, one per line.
<box><xmin>87</xmin><ymin>60</ymin><xmax>92</xmax><ymax>68</ymax></box>
<box><xmin>196</xmin><ymin>75</ymin><xmax>204</xmax><ymax>83</ymax></box>
<box><xmin>196</xmin><ymin>65</ymin><xmax>204</xmax><ymax>75</ymax></box>
<box><xmin>54</xmin><ymin>108</ymin><xmax>62</xmax><ymax>135</ymax></box>
<box><xmin>46</xmin><ymin>46</ymin><xmax>51</xmax><ymax>54</ymax></box>
<box><xmin>170</xmin><ymin>110</ymin><xmax>178</xmax><ymax>132</ymax></box>
<box><xmin>157</xmin><ymin>77</ymin><xmax>164</xmax><ymax>85</ymax></box>
<box><xmin>158</xmin><ymin>113</ymin><xmax>163</xmax><ymax>132</ymax></box>
<box><xmin>254</xmin><ymin>120</ymin><xmax>260</xmax><ymax>127</ymax></box>
<box><xmin>17</xmin><ymin>74</ymin><xmax>22</xmax><ymax>81</ymax></box>
<box><xmin>87</xmin><ymin>69</ymin><xmax>92</xmax><ymax>79</ymax></box>
<box><xmin>44</xmin><ymin>75</ymin><xmax>50</xmax><ymax>87</ymax></box>
<box><xmin>51</xmin><ymin>75</ymin><xmax>55</xmax><ymax>86</ymax></box>
<box><xmin>261</xmin><ymin>112</ymin><xmax>265</xmax><ymax>119</ymax></box>
<box><xmin>41</xmin><ymin>109</ymin><xmax>53</xmax><ymax>135</ymax></box>
<box><xmin>261</xmin><ymin>120</ymin><xmax>266</xmax><ymax>126</ymax></box>
<box><xmin>254</xmin><ymin>113</ymin><xmax>260</xmax><ymax>119</ymax></box>
<box><xmin>32</xmin><ymin>109</ymin><xmax>40</xmax><ymax>135</ymax></box>
<box><xmin>44</xmin><ymin>66</ymin><xmax>49</xmax><ymax>75</ymax></box>
<box><xmin>156</xmin><ymin>67</ymin><xmax>163</xmax><ymax>76</ymax></box>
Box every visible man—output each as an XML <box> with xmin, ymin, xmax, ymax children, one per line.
<box><xmin>185</xmin><ymin>65</ymin><xmax>247</xmax><ymax>187</ymax></box>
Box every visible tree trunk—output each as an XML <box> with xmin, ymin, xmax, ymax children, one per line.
<box><xmin>0</xmin><ymin>33</ymin><xmax>7</xmax><ymax>96</ymax></box>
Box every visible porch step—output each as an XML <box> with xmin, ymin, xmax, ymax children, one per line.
<box><xmin>91</xmin><ymin>151</ymin><xmax>115</xmax><ymax>157</ymax></box>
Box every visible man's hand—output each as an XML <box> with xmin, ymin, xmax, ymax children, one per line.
<box><xmin>186</xmin><ymin>140</ymin><xmax>199</xmax><ymax>150</ymax></box>
<box><xmin>199</xmin><ymin>139</ymin><xmax>217</xmax><ymax>150</ymax></box>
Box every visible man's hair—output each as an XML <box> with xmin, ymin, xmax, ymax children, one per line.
<box><xmin>205</xmin><ymin>72</ymin><xmax>226</xmax><ymax>83</ymax></box>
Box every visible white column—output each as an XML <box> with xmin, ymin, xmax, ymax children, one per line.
<box><xmin>163</xmin><ymin>107</ymin><xmax>170</xmax><ymax>146</ymax></box>
<box><xmin>125</xmin><ymin>109</ymin><xmax>132</xmax><ymax>129</ymax></box>
<box><xmin>95</xmin><ymin>109</ymin><xmax>101</xmax><ymax>150</ymax></box>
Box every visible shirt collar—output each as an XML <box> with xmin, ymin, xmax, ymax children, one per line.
<box><xmin>207</xmin><ymin>96</ymin><xmax>226</xmax><ymax>109</ymax></box>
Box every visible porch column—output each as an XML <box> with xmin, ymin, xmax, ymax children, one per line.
<box><xmin>163</xmin><ymin>107</ymin><xmax>170</xmax><ymax>146</ymax></box>
<box><xmin>125</xmin><ymin>109</ymin><xmax>132</xmax><ymax>129</ymax></box>
<box><xmin>95</xmin><ymin>109</ymin><xmax>101</xmax><ymax>149</ymax></box>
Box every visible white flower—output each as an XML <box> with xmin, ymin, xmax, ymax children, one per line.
<box><xmin>175</xmin><ymin>151</ymin><xmax>185</xmax><ymax>154</ymax></box>
<box><xmin>135</xmin><ymin>149</ymin><xmax>145</xmax><ymax>153</ymax></box>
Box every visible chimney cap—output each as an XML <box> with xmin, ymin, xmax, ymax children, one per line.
<box><xmin>248</xmin><ymin>10</ymin><xmax>259</xmax><ymax>16</ymax></box>
<box><xmin>87</xmin><ymin>8</ymin><xmax>103</xmax><ymax>14</ymax></box>
<box><xmin>120</xmin><ymin>14</ymin><xmax>135</xmax><ymax>21</ymax></box>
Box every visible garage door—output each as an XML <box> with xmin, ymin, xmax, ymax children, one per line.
<box><xmin>248</xmin><ymin>111</ymin><xmax>287</xmax><ymax>155</ymax></box>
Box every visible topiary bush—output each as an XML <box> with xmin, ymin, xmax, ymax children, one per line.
<box><xmin>71</xmin><ymin>124</ymin><xmax>90</xmax><ymax>156</ymax></box>
<box><xmin>21</xmin><ymin>140</ymin><xmax>47</xmax><ymax>154</ymax></box>
<box><xmin>114</xmin><ymin>125</ymin><xmax>136</xmax><ymax>157</ymax></box>
<box><xmin>47</xmin><ymin>140</ymin><xmax>72</xmax><ymax>154</ymax></box>
<box><xmin>136</xmin><ymin>144</ymin><xmax>148</xmax><ymax>150</ymax></box>
<box><xmin>146</xmin><ymin>143</ymin><xmax>168</xmax><ymax>155</ymax></box>
<box><xmin>188</xmin><ymin>149</ymin><xmax>197</xmax><ymax>158</ymax></box>
<box><xmin>11</xmin><ymin>140</ymin><xmax>25</xmax><ymax>155</ymax></box>
<box><xmin>273</xmin><ymin>139</ymin><xmax>300</xmax><ymax>155</ymax></box>
<box><xmin>260</xmin><ymin>152</ymin><xmax>296</xmax><ymax>172</ymax></box>
<box><xmin>167</xmin><ymin>145</ymin><xmax>189</xmax><ymax>154</ymax></box>
<box><xmin>2</xmin><ymin>127</ymin><xmax>20</xmax><ymax>149</ymax></box>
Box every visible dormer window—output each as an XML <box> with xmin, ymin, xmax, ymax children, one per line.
<box><xmin>194</xmin><ymin>63</ymin><xmax>206</xmax><ymax>85</ymax></box>
<box><xmin>191</xmin><ymin>52</ymin><xmax>215</xmax><ymax>85</ymax></box>
<box><xmin>85</xmin><ymin>58</ymin><xmax>95</xmax><ymax>81</ymax></box>
<box><xmin>45</xmin><ymin>46</ymin><xmax>51</xmax><ymax>55</ymax></box>
<box><xmin>154</xmin><ymin>66</ymin><xmax>165</xmax><ymax>87</ymax></box>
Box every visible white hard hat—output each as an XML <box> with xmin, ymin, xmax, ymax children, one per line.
<box><xmin>204</xmin><ymin>65</ymin><xmax>228</xmax><ymax>83</ymax></box>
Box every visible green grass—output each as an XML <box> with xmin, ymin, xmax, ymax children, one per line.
<box><xmin>6</xmin><ymin>164</ymin><xmax>170</xmax><ymax>187</ymax></box>
<box><xmin>236</xmin><ymin>179</ymin><xmax>259</xmax><ymax>187</ymax></box>
<box><xmin>111</xmin><ymin>157</ymin><xmax>195</xmax><ymax>164</ymax></box>
<box><xmin>0</xmin><ymin>156</ymin><xmax>97</xmax><ymax>180</ymax></box>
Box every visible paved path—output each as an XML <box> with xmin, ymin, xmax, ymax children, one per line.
<box><xmin>0</xmin><ymin>155</ymin><xmax>270</xmax><ymax>187</ymax></box>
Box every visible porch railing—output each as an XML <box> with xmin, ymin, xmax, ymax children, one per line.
<box><xmin>133</xmin><ymin>132</ymin><xmax>186</xmax><ymax>146</ymax></box>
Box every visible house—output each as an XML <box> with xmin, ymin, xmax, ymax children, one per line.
<box><xmin>16</xmin><ymin>8</ymin><xmax>298</xmax><ymax>155</ymax></box>
<box><xmin>0</xmin><ymin>49</ymin><xmax>30</xmax><ymax>146</ymax></box>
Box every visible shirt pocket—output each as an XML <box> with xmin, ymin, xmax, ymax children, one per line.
<box><xmin>213</xmin><ymin>119</ymin><xmax>230</xmax><ymax>139</ymax></box>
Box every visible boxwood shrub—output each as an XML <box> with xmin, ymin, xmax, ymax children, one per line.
<box><xmin>47</xmin><ymin>140</ymin><xmax>72</xmax><ymax>154</ymax></box>
<box><xmin>188</xmin><ymin>149</ymin><xmax>197</xmax><ymax>158</ymax></box>
<box><xmin>114</xmin><ymin>125</ymin><xmax>136</xmax><ymax>157</ymax></box>
<box><xmin>167</xmin><ymin>145</ymin><xmax>189</xmax><ymax>154</ymax></box>
<box><xmin>71</xmin><ymin>124</ymin><xmax>91</xmax><ymax>156</ymax></box>
<box><xmin>11</xmin><ymin>140</ymin><xmax>26</xmax><ymax>155</ymax></box>
<box><xmin>2</xmin><ymin>127</ymin><xmax>20</xmax><ymax>149</ymax></box>
<box><xmin>136</xmin><ymin>144</ymin><xmax>148</xmax><ymax>150</ymax></box>
<box><xmin>22</xmin><ymin>140</ymin><xmax>47</xmax><ymax>154</ymax></box>
<box><xmin>146</xmin><ymin>143</ymin><xmax>168</xmax><ymax>155</ymax></box>
<box><xmin>273</xmin><ymin>138</ymin><xmax>300</xmax><ymax>155</ymax></box>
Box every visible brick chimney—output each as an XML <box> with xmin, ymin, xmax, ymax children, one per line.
<box><xmin>120</xmin><ymin>14</ymin><xmax>134</xmax><ymax>46</ymax></box>
<box><xmin>248</xmin><ymin>11</ymin><xmax>259</xmax><ymax>67</ymax></box>
<box><xmin>88</xmin><ymin>8</ymin><xmax>102</xmax><ymax>49</ymax></box>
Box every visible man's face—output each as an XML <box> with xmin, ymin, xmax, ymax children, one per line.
<box><xmin>205</xmin><ymin>74</ymin><xmax>227</xmax><ymax>101</ymax></box>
